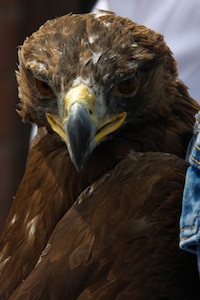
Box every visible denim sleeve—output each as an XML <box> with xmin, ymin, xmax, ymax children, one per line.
<box><xmin>180</xmin><ymin>112</ymin><xmax>200</xmax><ymax>274</ymax></box>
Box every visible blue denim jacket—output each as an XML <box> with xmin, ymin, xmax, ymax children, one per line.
<box><xmin>180</xmin><ymin>112</ymin><xmax>200</xmax><ymax>275</ymax></box>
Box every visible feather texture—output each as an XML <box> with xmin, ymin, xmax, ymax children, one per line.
<box><xmin>9</xmin><ymin>153</ymin><xmax>200</xmax><ymax>299</ymax></box>
<box><xmin>0</xmin><ymin>11</ymin><xmax>200</xmax><ymax>299</ymax></box>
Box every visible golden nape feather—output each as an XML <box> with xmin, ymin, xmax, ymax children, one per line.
<box><xmin>0</xmin><ymin>11</ymin><xmax>200</xmax><ymax>299</ymax></box>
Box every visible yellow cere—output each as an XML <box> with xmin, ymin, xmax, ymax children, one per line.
<box><xmin>64</xmin><ymin>84</ymin><xmax>95</xmax><ymax>114</ymax></box>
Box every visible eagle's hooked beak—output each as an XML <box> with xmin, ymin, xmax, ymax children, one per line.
<box><xmin>46</xmin><ymin>84</ymin><xmax>126</xmax><ymax>172</ymax></box>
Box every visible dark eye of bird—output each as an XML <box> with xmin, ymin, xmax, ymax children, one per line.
<box><xmin>118</xmin><ymin>75</ymin><xmax>138</xmax><ymax>95</ymax></box>
<box><xmin>35</xmin><ymin>78</ymin><xmax>54</xmax><ymax>98</ymax></box>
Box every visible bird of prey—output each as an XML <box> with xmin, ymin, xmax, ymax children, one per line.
<box><xmin>0</xmin><ymin>11</ymin><xmax>200</xmax><ymax>299</ymax></box>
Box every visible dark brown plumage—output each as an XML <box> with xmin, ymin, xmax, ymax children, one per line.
<box><xmin>0</xmin><ymin>11</ymin><xmax>200</xmax><ymax>299</ymax></box>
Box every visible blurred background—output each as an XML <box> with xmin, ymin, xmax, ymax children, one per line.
<box><xmin>0</xmin><ymin>0</ymin><xmax>97</xmax><ymax>233</ymax></box>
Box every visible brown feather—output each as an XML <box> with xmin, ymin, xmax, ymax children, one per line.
<box><xmin>9</xmin><ymin>153</ymin><xmax>200</xmax><ymax>299</ymax></box>
<box><xmin>0</xmin><ymin>11</ymin><xmax>200</xmax><ymax>299</ymax></box>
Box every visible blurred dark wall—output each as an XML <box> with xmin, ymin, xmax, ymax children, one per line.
<box><xmin>0</xmin><ymin>0</ymin><xmax>97</xmax><ymax>233</ymax></box>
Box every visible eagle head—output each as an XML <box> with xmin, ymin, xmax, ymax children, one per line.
<box><xmin>16</xmin><ymin>11</ymin><xmax>199</xmax><ymax>171</ymax></box>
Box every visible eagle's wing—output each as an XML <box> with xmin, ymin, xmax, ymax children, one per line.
<box><xmin>9</xmin><ymin>152</ymin><xmax>200</xmax><ymax>300</ymax></box>
<box><xmin>0</xmin><ymin>131</ymin><xmax>81</xmax><ymax>298</ymax></box>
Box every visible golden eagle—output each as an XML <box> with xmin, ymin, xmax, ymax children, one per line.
<box><xmin>0</xmin><ymin>11</ymin><xmax>200</xmax><ymax>299</ymax></box>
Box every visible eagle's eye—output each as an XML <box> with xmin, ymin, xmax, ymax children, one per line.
<box><xmin>112</xmin><ymin>75</ymin><xmax>138</xmax><ymax>97</ymax></box>
<box><xmin>118</xmin><ymin>76</ymin><xmax>138</xmax><ymax>95</ymax></box>
<box><xmin>35</xmin><ymin>78</ymin><xmax>54</xmax><ymax>98</ymax></box>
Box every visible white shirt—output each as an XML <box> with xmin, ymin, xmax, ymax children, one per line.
<box><xmin>93</xmin><ymin>0</ymin><xmax>200</xmax><ymax>102</ymax></box>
